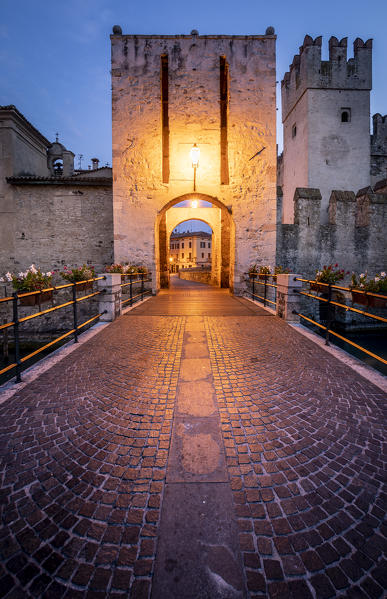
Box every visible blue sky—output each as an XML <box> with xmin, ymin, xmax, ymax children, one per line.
<box><xmin>1</xmin><ymin>0</ymin><xmax>386</xmax><ymax>169</ymax></box>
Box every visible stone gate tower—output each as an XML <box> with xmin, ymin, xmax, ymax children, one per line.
<box><xmin>281</xmin><ymin>35</ymin><xmax>372</xmax><ymax>223</ymax></box>
<box><xmin>110</xmin><ymin>28</ymin><xmax>277</xmax><ymax>292</ymax></box>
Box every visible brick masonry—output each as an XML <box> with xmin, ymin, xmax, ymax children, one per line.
<box><xmin>0</xmin><ymin>283</ymin><xmax>386</xmax><ymax>598</ymax></box>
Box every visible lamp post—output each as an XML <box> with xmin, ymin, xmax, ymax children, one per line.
<box><xmin>190</xmin><ymin>143</ymin><xmax>200</xmax><ymax>191</ymax></box>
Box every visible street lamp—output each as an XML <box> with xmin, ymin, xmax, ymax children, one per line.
<box><xmin>190</xmin><ymin>143</ymin><xmax>200</xmax><ymax>191</ymax></box>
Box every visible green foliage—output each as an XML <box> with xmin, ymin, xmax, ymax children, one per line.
<box><xmin>351</xmin><ymin>271</ymin><xmax>387</xmax><ymax>294</ymax></box>
<box><xmin>315</xmin><ymin>264</ymin><xmax>347</xmax><ymax>284</ymax></box>
<box><xmin>61</xmin><ymin>264</ymin><xmax>95</xmax><ymax>282</ymax></box>
<box><xmin>1</xmin><ymin>265</ymin><xmax>53</xmax><ymax>293</ymax></box>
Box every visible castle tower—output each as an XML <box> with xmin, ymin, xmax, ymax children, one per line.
<box><xmin>281</xmin><ymin>35</ymin><xmax>372</xmax><ymax>223</ymax></box>
<box><xmin>110</xmin><ymin>28</ymin><xmax>277</xmax><ymax>292</ymax></box>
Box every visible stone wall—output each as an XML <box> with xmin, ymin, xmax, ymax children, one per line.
<box><xmin>276</xmin><ymin>186</ymin><xmax>387</xmax><ymax>277</ymax></box>
<box><xmin>1</xmin><ymin>184</ymin><xmax>114</xmax><ymax>274</ymax></box>
<box><xmin>178</xmin><ymin>269</ymin><xmax>212</xmax><ymax>284</ymax></box>
<box><xmin>111</xmin><ymin>30</ymin><xmax>277</xmax><ymax>294</ymax></box>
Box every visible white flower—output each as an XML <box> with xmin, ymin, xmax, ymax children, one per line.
<box><xmin>29</xmin><ymin>264</ymin><xmax>37</xmax><ymax>274</ymax></box>
<box><xmin>375</xmin><ymin>277</ymin><xmax>380</xmax><ymax>282</ymax></box>
<box><xmin>360</xmin><ymin>273</ymin><xmax>365</xmax><ymax>278</ymax></box>
<box><xmin>0</xmin><ymin>277</ymin><xmax>4</xmax><ymax>282</ymax></box>
<box><xmin>46</xmin><ymin>271</ymin><xmax>52</xmax><ymax>277</ymax></box>
<box><xmin>360</xmin><ymin>283</ymin><xmax>364</xmax><ymax>288</ymax></box>
<box><xmin>381</xmin><ymin>272</ymin><xmax>386</xmax><ymax>278</ymax></box>
<box><xmin>18</xmin><ymin>272</ymin><xmax>25</xmax><ymax>278</ymax></box>
<box><xmin>5</xmin><ymin>272</ymin><xmax>12</xmax><ymax>282</ymax></box>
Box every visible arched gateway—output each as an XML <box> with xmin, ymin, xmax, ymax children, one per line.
<box><xmin>156</xmin><ymin>193</ymin><xmax>233</xmax><ymax>289</ymax></box>
<box><xmin>111</xmin><ymin>30</ymin><xmax>277</xmax><ymax>294</ymax></box>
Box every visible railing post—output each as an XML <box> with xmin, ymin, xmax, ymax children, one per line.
<box><xmin>2</xmin><ymin>318</ymin><xmax>9</xmax><ymax>363</ymax></box>
<box><xmin>98</xmin><ymin>273</ymin><xmax>121</xmax><ymax>321</ymax></box>
<box><xmin>264</xmin><ymin>276</ymin><xmax>267</xmax><ymax>307</ymax></box>
<box><xmin>141</xmin><ymin>273</ymin><xmax>144</xmax><ymax>301</ymax></box>
<box><xmin>276</xmin><ymin>274</ymin><xmax>303</xmax><ymax>322</ymax></box>
<box><xmin>130</xmin><ymin>274</ymin><xmax>133</xmax><ymax>306</ymax></box>
<box><xmin>72</xmin><ymin>283</ymin><xmax>78</xmax><ymax>343</ymax></box>
<box><xmin>252</xmin><ymin>275</ymin><xmax>255</xmax><ymax>299</ymax></box>
<box><xmin>12</xmin><ymin>293</ymin><xmax>22</xmax><ymax>382</ymax></box>
<box><xmin>325</xmin><ymin>283</ymin><xmax>332</xmax><ymax>346</ymax></box>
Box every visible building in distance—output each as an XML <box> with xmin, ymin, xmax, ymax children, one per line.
<box><xmin>169</xmin><ymin>231</ymin><xmax>211</xmax><ymax>272</ymax></box>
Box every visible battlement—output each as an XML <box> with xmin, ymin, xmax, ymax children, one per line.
<box><xmin>371</xmin><ymin>113</ymin><xmax>387</xmax><ymax>154</ymax></box>
<box><xmin>281</xmin><ymin>35</ymin><xmax>372</xmax><ymax>120</ymax></box>
<box><xmin>277</xmin><ymin>186</ymin><xmax>387</xmax><ymax>277</ymax></box>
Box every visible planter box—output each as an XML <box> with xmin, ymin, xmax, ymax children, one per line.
<box><xmin>19</xmin><ymin>290</ymin><xmax>53</xmax><ymax>306</ymax></box>
<box><xmin>75</xmin><ymin>281</ymin><xmax>93</xmax><ymax>292</ymax></box>
<box><xmin>351</xmin><ymin>290</ymin><xmax>387</xmax><ymax>308</ymax></box>
<box><xmin>310</xmin><ymin>282</ymin><xmax>329</xmax><ymax>293</ymax></box>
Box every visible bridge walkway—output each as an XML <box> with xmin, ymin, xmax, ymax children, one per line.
<box><xmin>0</xmin><ymin>278</ymin><xmax>385</xmax><ymax>598</ymax></box>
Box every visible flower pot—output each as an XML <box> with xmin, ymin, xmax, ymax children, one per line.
<box><xmin>75</xmin><ymin>281</ymin><xmax>93</xmax><ymax>292</ymax></box>
<box><xmin>351</xmin><ymin>290</ymin><xmax>387</xmax><ymax>308</ymax></box>
<box><xmin>19</xmin><ymin>290</ymin><xmax>53</xmax><ymax>306</ymax></box>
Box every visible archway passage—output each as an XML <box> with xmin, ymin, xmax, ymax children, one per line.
<box><xmin>156</xmin><ymin>193</ymin><xmax>234</xmax><ymax>291</ymax></box>
<box><xmin>169</xmin><ymin>222</ymin><xmax>213</xmax><ymax>285</ymax></box>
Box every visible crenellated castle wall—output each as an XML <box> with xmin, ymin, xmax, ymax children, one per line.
<box><xmin>371</xmin><ymin>113</ymin><xmax>387</xmax><ymax>185</ymax></box>
<box><xmin>281</xmin><ymin>35</ymin><xmax>372</xmax><ymax>120</ymax></box>
<box><xmin>276</xmin><ymin>185</ymin><xmax>387</xmax><ymax>277</ymax></box>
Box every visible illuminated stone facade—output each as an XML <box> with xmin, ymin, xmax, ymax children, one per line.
<box><xmin>111</xmin><ymin>29</ymin><xmax>277</xmax><ymax>293</ymax></box>
<box><xmin>169</xmin><ymin>231</ymin><xmax>212</xmax><ymax>271</ymax></box>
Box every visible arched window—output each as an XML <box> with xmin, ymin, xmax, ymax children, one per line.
<box><xmin>341</xmin><ymin>108</ymin><xmax>351</xmax><ymax>123</ymax></box>
<box><xmin>53</xmin><ymin>159</ymin><xmax>63</xmax><ymax>176</ymax></box>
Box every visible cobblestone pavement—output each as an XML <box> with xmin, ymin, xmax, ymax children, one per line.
<box><xmin>0</xmin><ymin>280</ymin><xmax>386</xmax><ymax>598</ymax></box>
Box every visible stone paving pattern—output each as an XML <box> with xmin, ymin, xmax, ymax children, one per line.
<box><xmin>0</xmin><ymin>280</ymin><xmax>386</xmax><ymax>598</ymax></box>
<box><xmin>206</xmin><ymin>316</ymin><xmax>386</xmax><ymax>598</ymax></box>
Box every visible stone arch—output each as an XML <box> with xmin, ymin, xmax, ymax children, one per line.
<box><xmin>155</xmin><ymin>193</ymin><xmax>234</xmax><ymax>291</ymax></box>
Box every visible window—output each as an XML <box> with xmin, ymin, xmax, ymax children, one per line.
<box><xmin>189</xmin><ymin>241</ymin><xmax>192</xmax><ymax>248</ymax></box>
<box><xmin>208</xmin><ymin>253</ymin><xmax>211</xmax><ymax>259</ymax></box>
<box><xmin>292</xmin><ymin>124</ymin><xmax>297</xmax><ymax>138</ymax></box>
<box><xmin>341</xmin><ymin>108</ymin><xmax>351</xmax><ymax>123</ymax></box>
<box><xmin>208</xmin><ymin>242</ymin><xmax>211</xmax><ymax>248</ymax></box>
<box><xmin>201</xmin><ymin>252</ymin><xmax>204</xmax><ymax>258</ymax></box>
<box><xmin>181</xmin><ymin>242</ymin><xmax>184</xmax><ymax>248</ymax></box>
<box><xmin>176</xmin><ymin>243</ymin><xmax>179</xmax><ymax>249</ymax></box>
<box><xmin>182</xmin><ymin>253</ymin><xmax>184</xmax><ymax>258</ymax></box>
<box><xmin>53</xmin><ymin>159</ymin><xmax>63</xmax><ymax>176</ymax></box>
<box><xmin>200</xmin><ymin>241</ymin><xmax>205</xmax><ymax>248</ymax></box>
<box><xmin>189</xmin><ymin>252</ymin><xmax>192</xmax><ymax>259</ymax></box>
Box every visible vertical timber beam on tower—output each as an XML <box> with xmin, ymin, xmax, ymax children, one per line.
<box><xmin>220</xmin><ymin>56</ymin><xmax>229</xmax><ymax>185</ymax></box>
<box><xmin>161</xmin><ymin>54</ymin><xmax>170</xmax><ymax>184</ymax></box>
